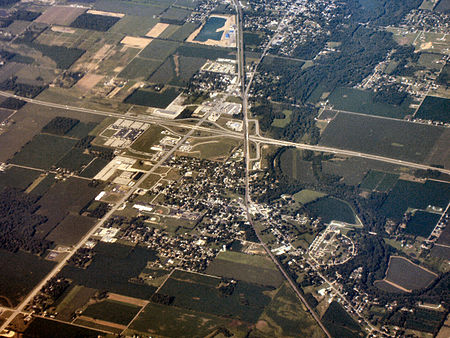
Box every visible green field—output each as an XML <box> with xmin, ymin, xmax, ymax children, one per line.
<box><xmin>380</xmin><ymin>179</ymin><xmax>450</xmax><ymax>221</ymax></box>
<box><xmin>10</xmin><ymin>134</ymin><xmax>77</xmax><ymax>170</ymax></box>
<box><xmin>320</xmin><ymin>113</ymin><xmax>445</xmax><ymax>164</ymax></box>
<box><xmin>29</xmin><ymin>173</ymin><xmax>56</xmax><ymax>197</ymax></box>
<box><xmin>131</xmin><ymin>125</ymin><xmax>165</xmax><ymax>152</ymax></box>
<box><xmin>79</xmin><ymin>158</ymin><xmax>109</xmax><ymax>178</ymax></box>
<box><xmin>82</xmin><ymin>299</ymin><xmax>141</xmax><ymax>325</ymax></box>
<box><xmin>322</xmin><ymin>301</ymin><xmax>361</xmax><ymax>338</ymax></box>
<box><xmin>278</xmin><ymin>149</ymin><xmax>317</xmax><ymax>184</ymax></box>
<box><xmin>140</xmin><ymin>39</ymin><xmax>180</xmax><ymax>60</ymax></box>
<box><xmin>360</xmin><ymin>170</ymin><xmax>398</xmax><ymax>192</ymax></box>
<box><xmin>405</xmin><ymin>210</ymin><xmax>441</xmax><ymax>238</ymax></box>
<box><xmin>118</xmin><ymin>57</ymin><xmax>162</xmax><ymax>80</ymax></box>
<box><xmin>306</xmin><ymin>197</ymin><xmax>358</xmax><ymax>224</ymax></box>
<box><xmin>94</xmin><ymin>0</ymin><xmax>166</xmax><ymax>17</ymax></box>
<box><xmin>327</xmin><ymin>87</ymin><xmax>415</xmax><ymax>119</ymax></box>
<box><xmin>0</xmin><ymin>249</ymin><xmax>55</xmax><ymax>307</ymax></box>
<box><xmin>124</xmin><ymin>87</ymin><xmax>180</xmax><ymax>108</ymax></box>
<box><xmin>271</xmin><ymin>109</ymin><xmax>292</xmax><ymax>128</ymax></box>
<box><xmin>55</xmin><ymin>148</ymin><xmax>95</xmax><ymax>172</ymax></box>
<box><xmin>168</xmin><ymin>22</ymin><xmax>199</xmax><ymax>41</ymax></box>
<box><xmin>293</xmin><ymin>189</ymin><xmax>327</xmax><ymax>204</ymax></box>
<box><xmin>60</xmin><ymin>242</ymin><xmax>158</xmax><ymax>299</ymax></box>
<box><xmin>55</xmin><ymin>285</ymin><xmax>97</xmax><ymax>321</ymax></box>
<box><xmin>157</xmin><ymin>270</ymin><xmax>273</xmax><ymax>323</ymax></box>
<box><xmin>0</xmin><ymin>166</ymin><xmax>40</xmax><ymax>190</ymax></box>
<box><xmin>205</xmin><ymin>251</ymin><xmax>283</xmax><ymax>287</ymax></box>
<box><xmin>46</xmin><ymin>215</ymin><xmax>96</xmax><ymax>247</ymax></box>
<box><xmin>24</xmin><ymin>317</ymin><xmax>105</xmax><ymax>338</ymax></box>
<box><xmin>149</xmin><ymin>55</ymin><xmax>206</xmax><ymax>86</ymax></box>
<box><xmin>28</xmin><ymin>43</ymin><xmax>85</xmax><ymax>69</ymax></box>
<box><xmin>109</xmin><ymin>15</ymin><xmax>158</xmax><ymax>36</ymax></box>
<box><xmin>176</xmin><ymin>43</ymin><xmax>234</xmax><ymax>59</ymax></box>
<box><xmin>70</xmin><ymin>13</ymin><xmax>120</xmax><ymax>32</ymax></box>
<box><xmin>415</xmin><ymin>95</ymin><xmax>450</xmax><ymax>123</ymax></box>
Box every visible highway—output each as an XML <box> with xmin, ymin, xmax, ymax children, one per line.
<box><xmin>0</xmin><ymin>106</ymin><xmax>217</xmax><ymax>334</ymax></box>
<box><xmin>232</xmin><ymin>1</ymin><xmax>332</xmax><ymax>337</ymax></box>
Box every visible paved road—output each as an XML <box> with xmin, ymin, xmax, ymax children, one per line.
<box><xmin>0</xmin><ymin>108</ymin><xmax>216</xmax><ymax>334</ymax></box>
<box><xmin>232</xmin><ymin>1</ymin><xmax>332</xmax><ymax>337</ymax></box>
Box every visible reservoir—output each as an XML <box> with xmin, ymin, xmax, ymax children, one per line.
<box><xmin>194</xmin><ymin>17</ymin><xmax>226</xmax><ymax>42</ymax></box>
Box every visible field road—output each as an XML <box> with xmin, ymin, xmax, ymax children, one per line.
<box><xmin>0</xmin><ymin>91</ymin><xmax>449</xmax><ymax>176</ymax></box>
<box><xmin>0</xmin><ymin>107</ymin><xmax>217</xmax><ymax>334</ymax></box>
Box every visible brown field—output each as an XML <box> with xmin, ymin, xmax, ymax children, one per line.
<box><xmin>145</xmin><ymin>23</ymin><xmax>169</xmax><ymax>38</ymax></box>
<box><xmin>87</xmin><ymin>10</ymin><xmax>125</xmax><ymax>18</ymax></box>
<box><xmin>35</xmin><ymin>6</ymin><xmax>86</xmax><ymax>25</ymax></box>
<box><xmin>76</xmin><ymin>73</ymin><xmax>103</xmax><ymax>92</ymax></box>
<box><xmin>51</xmin><ymin>26</ymin><xmax>76</xmax><ymax>34</ymax></box>
<box><xmin>120</xmin><ymin>36</ymin><xmax>152</xmax><ymax>49</ymax></box>
<box><xmin>76</xmin><ymin>316</ymin><xmax>127</xmax><ymax>331</ymax></box>
<box><xmin>107</xmin><ymin>293</ymin><xmax>148</xmax><ymax>307</ymax></box>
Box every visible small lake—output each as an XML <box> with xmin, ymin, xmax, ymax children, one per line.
<box><xmin>194</xmin><ymin>17</ymin><xmax>226</xmax><ymax>42</ymax></box>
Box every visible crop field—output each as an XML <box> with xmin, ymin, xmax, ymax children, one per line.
<box><xmin>29</xmin><ymin>173</ymin><xmax>56</xmax><ymax>197</ymax></box>
<box><xmin>94</xmin><ymin>0</ymin><xmax>165</xmax><ymax>17</ymax></box>
<box><xmin>10</xmin><ymin>134</ymin><xmax>77</xmax><ymax>170</ymax></box>
<box><xmin>0</xmin><ymin>249</ymin><xmax>55</xmax><ymax>307</ymax></box>
<box><xmin>55</xmin><ymin>285</ymin><xmax>97</xmax><ymax>321</ymax></box>
<box><xmin>397</xmin><ymin>308</ymin><xmax>446</xmax><ymax>334</ymax></box>
<box><xmin>380</xmin><ymin>179</ymin><xmax>450</xmax><ymax>220</ymax></box>
<box><xmin>205</xmin><ymin>251</ymin><xmax>283</xmax><ymax>287</ymax></box>
<box><xmin>156</xmin><ymin>270</ymin><xmax>273</xmax><ymax>323</ymax></box>
<box><xmin>34</xmin><ymin>6</ymin><xmax>86</xmax><ymax>25</ymax></box>
<box><xmin>28</xmin><ymin>43</ymin><xmax>85</xmax><ymax>69</ymax></box>
<box><xmin>124</xmin><ymin>87</ymin><xmax>180</xmax><ymax>108</ymax></box>
<box><xmin>0</xmin><ymin>166</ymin><xmax>40</xmax><ymax>191</ymax></box>
<box><xmin>383</xmin><ymin>256</ymin><xmax>437</xmax><ymax>291</ymax></box>
<box><xmin>55</xmin><ymin>148</ymin><xmax>95</xmax><ymax>172</ymax></box>
<box><xmin>360</xmin><ymin>170</ymin><xmax>399</xmax><ymax>192</ymax></box>
<box><xmin>319</xmin><ymin>113</ymin><xmax>445</xmax><ymax>163</ymax></box>
<box><xmin>415</xmin><ymin>95</ymin><xmax>450</xmax><ymax>123</ymax></box>
<box><xmin>149</xmin><ymin>55</ymin><xmax>206</xmax><ymax>86</ymax></box>
<box><xmin>176</xmin><ymin>43</ymin><xmax>234</xmax><ymax>59</ymax></box>
<box><xmin>60</xmin><ymin>242</ymin><xmax>157</xmax><ymax>299</ymax></box>
<box><xmin>79</xmin><ymin>158</ymin><xmax>109</xmax><ymax>178</ymax></box>
<box><xmin>256</xmin><ymin>283</ymin><xmax>324</xmax><ymax>337</ymax></box>
<box><xmin>70</xmin><ymin>13</ymin><xmax>121</xmax><ymax>32</ymax></box>
<box><xmin>128</xmin><ymin>302</ymin><xmax>248</xmax><ymax>337</ymax></box>
<box><xmin>118</xmin><ymin>57</ymin><xmax>161</xmax><ymax>80</ymax></box>
<box><xmin>168</xmin><ymin>22</ymin><xmax>199</xmax><ymax>42</ymax></box>
<box><xmin>81</xmin><ymin>299</ymin><xmax>141</xmax><ymax>326</ymax></box>
<box><xmin>327</xmin><ymin>87</ymin><xmax>415</xmax><ymax>118</ymax></box>
<box><xmin>160</xmin><ymin>7</ymin><xmax>191</xmax><ymax>22</ymax></box>
<box><xmin>322</xmin><ymin>301</ymin><xmax>361</xmax><ymax>338</ymax></box>
<box><xmin>110</xmin><ymin>15</ymin><xmax>158</xmax><ymax>36</ymax></box>
<box><xmin>66</xmin><ymin>122</ymin><xmax>98</xmax><ymax>139</ymax></box>
<box><xmin>24</xmin><ymin>317</ymin><xmax>105</xmax><ymax>338</ymax></box>
<box><xmin>305</xmin><ymin>197</ymin><xmax>358</xmax><ymax>224</ymax></box>
<box><xmin>140</xmin><ymin>39</ymin><xmax>180</xmax><ymax>60</ymax></box>
<box><xmin>405</xmin><ymin>211</ymin><xmax>441</xmax><ymax>238</ymax></box>
<box><xmin>46</xmin><ymin>215</ymin><xmax>97</xmax><ymax>247</ymax></box>
<box><xmin>35</xmin><ymin>177</ymin><xmax>102</xmax><ymax>239</ymax></box>
<box><xmin>278</xmin><ymin>149</ymin><xmax>317</xmax><ymax>184</ymax></box>
<box><xmin>293</xmin><ymin>189</ymin><xmax>327</xmax><ymax>204</ymax></box>
<box><xmin>373</xmin><ymin>280</ymin><xmax>405</xmax><ymax>293</ymax></box>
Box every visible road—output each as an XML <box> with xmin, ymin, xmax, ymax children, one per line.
<box><xmin>232</xmin><ymin>1</ymin><xmax>332</xmax><ymax>337</ymax></box>
<box><xmin>0</xmin><ymin>107</ymin><xmax>216</xmax><ymax>334</ymax></box>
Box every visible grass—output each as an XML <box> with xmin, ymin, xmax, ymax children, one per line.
<box><xmin>271</xmin><ymin>109</ymin><xmax>292</xmax><ymax>128</ymax></box>
<box><xmin>319</xmin><ymin>112</ymin><xmax>445</xmax><ymax>164</ymax></box>
<box><xmin>415</xmin><ymin>96</ymin><xmax>450</xmax><ymax>123</ymax></box>
<box><xmin>206</xmin><ymin>252</ymin><xmax>284</xmax><ymax>287</ymax></box>
<box><xmin>66</xmin><ymin>122</ymin><xmax>98</xmax><ymax>139</ymax></box>
<box><xmin>360</xmin><ymin>170</ymin><xmax>398</xmax><ymax>192</ymax></box>
<box><xmin>109</xmin><ymin>15</ymin><xmax>158</xmax><ymax>36</ymax></box>
<box><xmin>131</xmin><ymin>125</ymin><xmax>165</xmax><ymax>152</ymax></box>
<box><xmin>168</xmin><ymin>22</ymin><xmax>199</xmax><ymax>41</ymax></box>
<box><xmin>384</xmin><ymin>256</ymin><xmax>437</xmax><ymax>291</ymax></box>
<box><xmin>328</xmin><ymin>87</ymin><xmax>415</xmax><ymax>119</ymax></box>
<box><xmin>176</xmin><ymin>43</ymin><xmax>234</xmax><ymax>59</ymax></box>
<box><xmin>322</xmin><ymin>301</ymin><xmax>361</xmax><ymax>338</ymax></box>
<box><xmin>149</xmin><ymin>55</ymin><xmax>206</xmax><ymax>86</ymax></box>
<box><xmin>306</xmin><ymin>197</ymin><xmax>358</xmax><ymax>224</ymax></box>
<box><xmin>55</xmin><ymin>285</ymin><xmax>97</xmax><ymax>321</ymax></box>
<box><xmin>82</xmin><ymin>299</ymin><xmax>141</xmax><ymax>325</ymax></box>
<box><xmin>0</xmin><ymin>249</ymin><xmax>56</xmax><ymax>307</ymax></box>
<box><xmin>124</xmin><ymin>87</ymin><xmax>180</xmax><ymax>108</ymax></box>
<box><xmin>293</xmin><ymin>189</ymin><xmax>327</xmax><ymax>204</ymax></box>
<box><xmin>189</xmin><ymin>138</ymin><xmax>240</xmax><ymax>160</ymax></box>
<box><xmin>10</xmin><ymin>134</ymin><xmax>77</xmax><ymax>170</ymax></box>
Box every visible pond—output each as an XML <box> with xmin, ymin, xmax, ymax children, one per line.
<box><xmin>194</xmin><ymin>17</ymin><xmax>226</xmax><ymax>42</ymax></box>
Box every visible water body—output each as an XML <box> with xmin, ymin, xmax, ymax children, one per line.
<box><xmin>194</xmin><ymin>17</ymin><xmax>226</xmax><ymax>42</ymax></box>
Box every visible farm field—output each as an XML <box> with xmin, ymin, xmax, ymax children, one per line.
<box><xmin>23</xmin><ymin>317</ymin><xmax>105</xmax><ymax>338</ymax></box>
<box><xmin>0</xmin><ymin>249</ymin><xmax>55</xmax><ymax>307</ymax></box>
<box><xmin>124</xmin><ymin>87</ymin><xmax>180</xmax><ymax>108</ymax></box>
<box><xmin>293</xmin><ymin>189</ymin><xmax>327</xmax><ymax>205</ymax></box>
<box><xmin>380</xmin><ymin>179</ymin><xmax>450</xmax><ymax>221</ymax></box>
<box><xmin>10</xmin><ymin>134</ymin><xmax>77</xmax><ymax>170</ymax></box>
<box><xmin>360</xmin><ymin>170</ymin><xmax>399</xmax><ymax>192</ymax></box>
<box><xmin>94</xmin><ymin>0</ymin><xmax>165</xmax><ymax>17</ymax></box>
<box><xmin>110</xmin><ymin>15</ymin><xmax>157</xmax><ymax>36</ymax></box>
<box><xmin>327</xmin><ymin>87</ymin><xmax>415</xmax><ymax>118</ymax></box>
<box><xmin>55</xmin><ymin>148</ymin><xmax>95</xmax><ymax>173</ymax></box>
<box><xmin>390</xmin><ymin>307</ymin><xmax>447</xmax><ymax>334</ymax></box>
<box><xmin>131</xmin><ymin>125</ymin><xmax>165</xmax><ymax>152</ymax></box>
<box><xmin>256</xmin><ymin>283</ymin><xmax>325</xmax><ymax>337</ymax></box>
<box><xmin>319</xmin><ymin>112</ymin><xmax>445</xmax><ymax>164</ymax></box>
<box><xmin>278</xmin><ymin>149</ymin><xmax>317</xmax><ymax>184</ymax></box>
<box><xmin>140</xmin><ymin>39</ymin><xmax>180</xmax><ymax>61</ymax></box>
<box><xmin>35</xmin><ymin>6</ymin><xmax>85</xmax><ymax>25</ymax></box>
<box><xmin>46</xmin><ymin>215</ymin><xmax>97</xmax><ymax>247</ymax></box>
<box><xmin>176</xmin><ymin>43</ymin><xmax>234</xmax><ymax>59</ymax></box>
<box><xmin>415</xmin><ymin>96</ymin><xmax>450</xmax><ymax>123</ymax></box>
<box><xmin>156</xmin><ymin>269</ymin><xmax>273</xmax><ymax>323</ymax></box>
<box><xmin>379</xmin><ymin>256</ymin><xmax>437</xmax><ymax>292</ymax></box>
<box><xmin>55</xmin><ymin>285</ymin><xmax>97</xmax><ymax>321</ymax></box>
<box><xmin>149</xmin><ymin>55</ymin><xmax>206</xmax><ymax>86</ymax></box>
<box><xmin>205</xmin><ymin>251</ymin><xmax>284</xmax><ymax>287</ymax></box>
<box><xmin>70</xmin><ymin>13</ymin><xmax>121</xmax><ymax>32</ymax></box>
<box><xmin>81</xmin><ymin>299</ymin><xmax>141</xmax><ymax>326</ymax></box>
<box><xmin>59</xmin><ymin>242</ymin><xmax>158</xmax><ymax>299</ymax></box>
<box><xmin>79</xmin><ymin>158</ymin><xmax>110</xmax><ymax>178</ymax></box>
<box><xmin>28</xmin><ymin>173</ymin><xmax>56</xmax><ymax>197</ymax></box>
<box><xmin>405</xmin><ymin>210</ymin><xmax>441</xmax><ymax>237</ymax></box>
<box><xmin>118</xmin><ymin>57</ymin><xmax>162</xmax><ymax>80</ymax></box>
<box><xmin>305</xmin><ymin>197</ymin><xmax>358</xmax><ymax>224</ymax></box>
<box><xmin>321</xmin><ymin>301</ymin><xmax>361</xmax><ymax>338</ymax></box>
<box><xmin>0</xmin><ymin>166</ymin><xmax>40</xmax><ymax>191</ymax></box>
